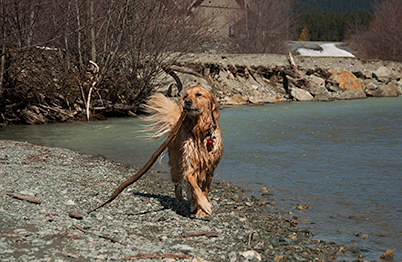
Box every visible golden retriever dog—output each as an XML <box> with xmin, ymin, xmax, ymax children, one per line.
<box><xmin>145</xmin><ymin>85</ymin><xmax>223</xmax><ymax>217</ymax></box>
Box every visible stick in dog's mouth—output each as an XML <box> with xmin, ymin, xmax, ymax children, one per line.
<box><xmin>87</xmin><ymin>109</ymin><xmax>188</xmax><ymax>214</ymax></box>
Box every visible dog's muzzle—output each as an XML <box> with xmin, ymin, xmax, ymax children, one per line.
<box><xmin>183</xmin><ymin>98</ymin><xmax>198</xmax><ymax>115</ymax></box>
<box><xmin>184</xmin><ymin>98</ymin><xmax>193</xmax><ymax>109</ymax></box>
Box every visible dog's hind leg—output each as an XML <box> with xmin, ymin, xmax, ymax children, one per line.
<box><xmin>174</xmin><ymin>182</ymin><xmax>183</xmax><ymax>205</ymax></box>
<box><xmin>172</xmin><ymin>175</ymin><xmax>183</xmax><ymax>205</ymax></box>
<box><xmin>170</xmin><ymin>165</ymin><xmax>184</xmax><ymax>205</ymax></box>
<box><xmin>186</xmin><ymin>183</ymin><xmax>197</xmax><ymax>211</ymax></box>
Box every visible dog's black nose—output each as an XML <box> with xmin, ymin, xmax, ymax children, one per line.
<box><xmin>184</xmin><ymin>98</ymin><xmax>192</xmax><ymax>108</ymax></box>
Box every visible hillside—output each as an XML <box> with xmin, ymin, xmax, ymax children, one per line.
<box><xmin>293</xmin><ymin>0</ymin><xmax>381</xmax><ymax>41</ymax></box>
<box><xmin>294</xmin><ymin>0</ymin><xmax>380</xmax><ymax>14</ymax></box>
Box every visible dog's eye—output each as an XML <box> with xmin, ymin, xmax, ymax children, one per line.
<box><xmin>196</xmin><ymin>93</ymin><xmax>202</xmax><ymax>97</ymax></box>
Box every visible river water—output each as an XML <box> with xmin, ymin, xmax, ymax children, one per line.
<box><xmin>1</xmin><ymin>97</ymin><xmax>401</xmax><ymax>260</ymax></box>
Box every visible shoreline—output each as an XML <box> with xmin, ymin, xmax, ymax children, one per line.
<box><xmin>2</xmin><ymin>53</ymin><xmax>402</xmax><ymax>127</ymax></box>
<box><xmin>0</xmin><ymin>140</ymin><xmax>365</xmax><ymax>261</ymax></box>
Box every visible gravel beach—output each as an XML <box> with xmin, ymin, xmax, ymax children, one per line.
<box><xmin>0</xmin><ymin>140</ymin><xmax>365</xmax><ymax>261</ymax></box>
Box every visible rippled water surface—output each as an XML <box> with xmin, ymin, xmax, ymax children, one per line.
<box><xmin>1</xmin><ymin>97</ymin><xmax>401</xmax><ymax>260</ymax></box>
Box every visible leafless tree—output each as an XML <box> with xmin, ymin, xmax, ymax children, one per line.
<box><xmin>348</xmin><ymin>0</ymin><xmax>402</xmax><ymax>62</ymax></box>
<box><xmin>1</xmin><ymin>0</ymin><xmax>214</xmax><ymax>124</ymax></box>
<box><xmin>228</xmin><ymin>0</ymin><xmax>293</xmax><ymax>54</ymax></box>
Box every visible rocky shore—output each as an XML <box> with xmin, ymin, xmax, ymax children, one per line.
<box><xmin>159</xmin><ymin>54</ymin><xmax>402</xmax><ymax>105</ymax></box>
<box><xmin>0</xmin><ymin>140</ymin><xmax>367</xmax><ymax>261</ymax></box>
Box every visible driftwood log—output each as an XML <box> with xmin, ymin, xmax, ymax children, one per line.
<box><xmin>6</xmin><ymin>193</ymin><xmax>41</xmax><ymax>204</ymax></box>
<box><xmin>88</xmin><ymin>109</ymin><xmax>188</xmax><ymax>214</ymax></box>
<box><xmin>288</xmin><ymin>52</ymin><xmax>301</xmax><ymax>77</ymax></box>
<box><xmin>19</xmin><ymin>109</ymin><xmax>48</xmax><ymax>125</ymax></box>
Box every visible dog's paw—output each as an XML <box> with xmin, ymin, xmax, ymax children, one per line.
<box><xmin>197</xmin><ymin>198</ymin><xmax>212</xmax><ymax>215</ymax></box>
<box><xmin>196</xmin><ymin>209</ymin><xmax>209</xmax><ymax>218</ymax></box>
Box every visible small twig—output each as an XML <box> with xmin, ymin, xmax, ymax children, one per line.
<box><xmin>72</xmin><ymin>224</ymin><xmax>121</xmax><ymax>244</ymax></box>
<box><xmin>87</xmin><ymin>109</ymin><xmax>188</xmax><ymax>214</ymax></box>
<box><xmin>6</xmin><ymin>193</ymin><xmax>41</xmax><ymax>204</ymax></box>
<box><xmin>247</xmin><ymin>231</ymin><xmax>254</xmax><ymax>245</ymax></box>
<box><xmin>121</xmin><ymin>253</ymin><xmax>192</xmax><ymax>260</ymax></box>
<box><xmin>89</xmin><ymin>60</ymin><xmax>99</xmax><ymax>74</ymax></box>
<box><xmin>182</xmin><ymin>231</ymin><xmax>219</xmax><ymax>238</ymax></box>
<box><xmin>0</xmin><ymin>234</ymin><xmax>16</xmax><ymax>238</ymax></box>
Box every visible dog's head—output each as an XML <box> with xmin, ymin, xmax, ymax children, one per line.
<box><xmin>181</xmin><ymin>85</ymin><xmax>219</xmax><ymax>120</ymax></box>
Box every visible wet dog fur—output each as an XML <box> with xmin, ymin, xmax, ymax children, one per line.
<box><xmin>144</xmin><ymin>85</ymin><xmax>223</xmax><ymax>217</ymax></box>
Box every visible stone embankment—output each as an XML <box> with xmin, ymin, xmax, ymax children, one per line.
<box><xmin>161</xmin><ymin>54</ymin><xmax>402</xmax><ymax>105</ymax></box>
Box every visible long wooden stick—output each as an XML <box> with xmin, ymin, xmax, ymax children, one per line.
<box><xmin>88</xmin><ymin>110</ymin><xmax>187</xmax><ymax>214</ymax></box>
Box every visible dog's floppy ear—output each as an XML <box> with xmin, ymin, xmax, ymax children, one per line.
<box><xmin>208</xmin><ymin>92</ymin><xmax>220</xmax><ymax>121</ymax></box>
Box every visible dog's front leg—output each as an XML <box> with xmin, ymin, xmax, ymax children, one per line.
<box><xmin>185</xmin><ymin>172</ymin><xmax>212</xmax><ymax>215</ymax></box>
<box><xmin>201</xmin><ymin>171</ymin><xmax>213</xmax><ymax>200</ymax></box>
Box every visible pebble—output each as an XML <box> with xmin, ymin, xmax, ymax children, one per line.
<box><xmin>242</xmin><ymin>250</ymin><xmax>262</xmax><ymax>261</ymax></box>
<box><xmin>380</xmin><ymin>249</ymin><xmax>394</xmax><ymax>260</ymax></box>
<box><xmin>66</xmin><ymin>200</ymin><xmax>77</xmax><ymax>205</ymax></box>
<box><xmin>68</xmin><ymin>211</ymin><xmax>83</xmax><ymax>220</ymax></box>
<box><xmin>296</xmin><ymin>203</ymin><xmax>310</xmax><ymax>210</ymax></box>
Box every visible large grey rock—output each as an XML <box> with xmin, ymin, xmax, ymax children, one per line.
<box><xmin>313</xmin><ymin>93</ymin><xmax>334</xmax><ymax>101</ymax></box>
<box><xmin>396</xmin><ymin>80</ymin><xmax>402</xmax><ymax>94</ymax></box>
<box><xmin>365</xmin><ymin>82</ymin><xmax>378</xmax><ymax>90</ymax></box>
<box><xmin>373</xmin><ymin>84</ymin><xmax>399</xmax><ymax>97</ymax></box>
<box><xmin>223</xmin><ymin>94</ymin><xmax>249</xmax><ymax>105</ymax></box>
<box><xmin>372</xmin><ymin>66</ymin><xmax>392</xmax><ymax>83</ymax></box>
<box><xmin>387</xmin><ymin>80</ymin><xmax>402</xmax><ymax>96</ymax></box>
<box><xmin>340</xmin><ymin>89</ymin><xmax>367</xmax><ymax>100</ymax></box>
<box><xmin>307</xmin><ymin>75</ymin><xmax>331</xmax><ymax>96</ymax></box>
<box><xmin>290</xmin><ymin>87</ymin><xmax>313</xmax><ymax>101</ymax></box>
<box><xmin>249</xmin><ymin>95</ymin><xmax>286</xmax><ymax>104</ymax></box>
<box><xmin>326</xmin><ymin>82</ymin><xmax>341</xmax><ymax>92</ymax></box>
<box><xmin>308</xmin><ymin>75</ymin><xmax>326</xmax><ymax>89</ymax></box>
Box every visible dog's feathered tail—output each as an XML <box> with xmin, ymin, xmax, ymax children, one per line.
<box><xmin>144</xmin><ymin>93</ymin><xmax>181</xmax><ymax>139</ymax></box>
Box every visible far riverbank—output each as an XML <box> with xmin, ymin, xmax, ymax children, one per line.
<box><xmin>2</xmin><ymin>53</ymin><xmax>402</xmax><ymax>127</ymax></box>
